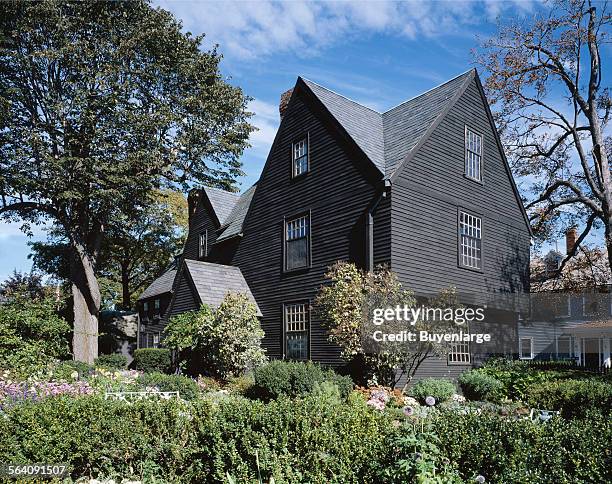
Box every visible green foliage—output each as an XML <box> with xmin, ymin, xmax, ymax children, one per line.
<box><xmin>137</xmin><ymin>372</ymin><xmax>199</xmax><ymax>401</ymax></box>
<box><xmin>0</xmin><ymin>288</ymin><xmax>70</xmax><ymax>375</ymax></box>
<box><xmin>94</xmin><ymin>354</ymin><xmax>128</xmax><ymax>370</ymax></box>
<box><xmin>432</xmin><ymin>410</ymin><xmax>612</xmax><ymax>483</ymax></box>
<box><xmin>377</xmin><ymin>430</ymin><xmax>462</xmax><ymax>483</ymax></box>
<box><xmin>410</xmin><ymin>378</ymin><xmax>455</xmax><ymax>404</ymax></box>
<box><xmin>133</xmin><ymin>348</ymin><xmax>171</xmax><ymax>373</ymax></box>
<box><xmin>458</xmin><ymin>370</ymin><xmax>504</xmax><ymax>403</ymax></box>
<box><xmin>315</xmin><ymin>262</ymin><xmax>459</xmax><ymax>387</ymax></box>
<box><xmin>0</xmin><ymin>393</ymin><xmax>394</xmax><ymax>482</ymax></box>
<box><xmin>523</xmin><ymin>379</ymin><xmax>612</xmax><ymax>418</ymax></box>
<box><xmin>50</xmin><ymin>360</ymin><xmax>95</xmax><ymax>380</ymax></box>
<box><xmin>164</xmin><ymin>293</ymin><xmax>266</xmax><ymax>379</ymax></box>
<box><xmin>252</xmin><ymin>360</ymin><xmax>353</xmax><ymax>401</ymax></box>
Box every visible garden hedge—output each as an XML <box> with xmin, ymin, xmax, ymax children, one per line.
<box><xmin>410</xmin><ymin>378</ymin><xmax>455</xmax><ymax>404</ymax></box>
<box><xmin>132</xmin><ymin>348</ymin><xmax>171</xmax><ymax>373</ymax></box>
<box><xmin>94</xmin><ymin>354</ymin><xmax>128</xmax><ymax>370</ymax></box>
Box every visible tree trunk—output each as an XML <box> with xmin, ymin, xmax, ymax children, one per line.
<box><xmin>70</xmin><ymin>242</ymin><xmax>101</xmax><ymax>364</ymax></box>
<box><xmin>121</xmin><ymin>260</ymin><xmax>131</xmax><ymax>310</ymax></box>
<box><xmin>605</xmin><ymin>220</ymin><xmax>612</xmax><ymax>279</ymax></box>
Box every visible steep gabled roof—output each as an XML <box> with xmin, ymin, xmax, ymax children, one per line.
<box><xmin>183</xmin><ymin>259</ymin><xmax>261</xmax><ymax>316</ymax></box>
<box><xmin>138</xmin><ymin>267</ymin><xmax>177</xmax><ymax>301</ymax></box>
<box><xmin>216</xmin><ymin>183</ymin><xmax>257</xmax><ymax>242</ymax></box>
<box><xmin>299</xmin><ymin>70</ymin><xmax>474</xmax><ymax>179</ymax></box>
<box><xmin>202</xmin><ymin>186</ymin><xmax>241</xmax><ymax>225</ymax></box>
<box><xmin>382</xmin><ymin>71</ymin><xmax>474</xmax><ymax>177</ymax></box>
<box><xmin>301</xmin><ymin>78</ymin><xmax>385</xmax><ymax>173</ymax></box>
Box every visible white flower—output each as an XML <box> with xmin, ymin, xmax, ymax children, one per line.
<box><xmin>71</xmin><ymin>371</ymin><xmax>79</xmax><ymax>379</ymax></box>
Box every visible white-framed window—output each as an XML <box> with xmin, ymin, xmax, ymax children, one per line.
<box><xmin>285</xmin><ymin>302</ymin><xmax>309</xmax><ymax>360</ymax></box>
<box><xmin>154</xmin><ymin>298</ymin><xmax>160</xmax><ymax>310</ymax></box>
<box><xmin>153</xmin><ymin>332</ymin><xmax>160</xmax><ymax>348</ymax></box>
<box><xmin>292</xmin><ymin>137</ymin><xmax>309</xmax><ymax>177</ymax></box>
<box><xmin>556</xmin><ymin>335</ymin><xmax>572</xmax><ymax>359</ymax></box>
<box><xmin>465</xmin><ymin>127</ymin><xmax>482</xmax><ymax>182</ymax></box>
<box><xmin>448</xmin><ymin>341</ymin><xmax>470</xmax><ymax>364</ymax></box>
<box><xmin>285</xmin><ymin>214</ymin><xmax>310</xmax><ymax>270</ymax></box>
<box><xmin>519</xmin><ymin>337</ymin><xmax>533</xmax><ymax>360</ymax></box>
<box><xmin>459</xmin><ymin>211</ymin><xmax>482</xmax><ymax>269</ymax></box>
<box><xmin>199</xmin><ymin>231</ymin><xmax>208</xmax><ymax>259</ymax></box>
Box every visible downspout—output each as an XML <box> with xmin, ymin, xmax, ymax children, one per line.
<box><xmin>366</xmin><ymin>179</ymin><xmax>391</xmax><ymax>272</ymax></box>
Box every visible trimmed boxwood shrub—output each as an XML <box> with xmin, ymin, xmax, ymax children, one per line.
<box><xmin>523</xmin><ymin>379</ymin><xmax>612</xmax><ymax>418</ymax></box>
<box><xmin>94</xmin><ymin>354</ymin><xmax>128</xmax><ymax>370</ymax></box>
<box><xmin>432</xmin><ymin>409</ymin><xmax>611</xmax><ymax>483</ymax></box>
<box><xmin>410</xmin><ymin>378</ymin><xmax>455</xmax><ymax>404</ymax></box>
<box><xmin>133</xmin><ymin>348</ymin><xmax>171</xmax><ymax>373</ymax></box>
<box><xmin>458</xmin><ymin>370</ymin><xmax>504</xmax><ymax>402</ymax></box>
<box><xmin>137</xmin><ymin>372</ymin><xmax>199</xmax><ymax>401</ymax></box>
<box><xmin>0</xmin><ymin>393</ymin><xmax>394</xmax><ymax>482</ymax></box>
<box><xmin>252</xmin><ymin>360</ymin><xmax>353</xmax><ymax>400</ymax></box>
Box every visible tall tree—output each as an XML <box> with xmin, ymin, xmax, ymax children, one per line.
<box><xmin>476</xmin><ymin>0</ymin><xmax>611</xmax><ymax>275</ymax></box>
<box><xmin>0</xmin><ymin>1</ymin><xmax>253</xmax><ymax>362</ymax></box>
<box><xmin>30</xmin><ymin>189</ymin><xmax>188</xmax><ymax>310</ymax></box>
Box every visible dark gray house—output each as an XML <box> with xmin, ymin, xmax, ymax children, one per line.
<box><xmin>140</xmin><ymin>69</ymin><xmax>531</xmax><ymax>381</ymax></box>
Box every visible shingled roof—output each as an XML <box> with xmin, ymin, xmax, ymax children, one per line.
<box><xmin>216</xmin><ymin>184</ymin><xmax>257</xmax><ymax>243</ymax></box>
<box><xmin>138</xmin><ymin>267</ymin><xmax>177</xmax><ymax>301</ymax></box>
<box><xmin>184</xmin><ymin>259</ymin><xmax>261</xmax><ymax>315</ymax></box>
<box><xmin>301</xmin><ymin>69</ymin><xmax>475</xmax><ymax>178</ymax></box>
<box><xmin>202</xmin><ymin>186</ymin><xmax>241</xmax><ymax>225</ymax></box>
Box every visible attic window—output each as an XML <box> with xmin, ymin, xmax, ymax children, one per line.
<box><xmin>199</xmin><ymin>231</ymin><xmax>208</xmax><ymax>259</ymax></box>
<box><xmin>465</xmin><ymin>127</ymin><xmax>482</xmax><ymax>182</ymax></box>
<box><xmin>292</xmin><ymin>137</ymin><xmax>309</xmax><ymax>177</ymax></box>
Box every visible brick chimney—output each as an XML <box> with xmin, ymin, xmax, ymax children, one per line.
<box><xmin>187</xmin><ymin>189</ymin><xmax>201</xmax><ymax>228</ymax></box>
<box><xmin>566</xmin><ymin>227</ymin><xmax>578</xmax><ymax>254</ymax></box>
<box><xmin>279</xmin><ymin>88</ymin><xmax>293</xmax><ymax>119</ymax></box>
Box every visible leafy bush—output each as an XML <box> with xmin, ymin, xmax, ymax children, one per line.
<box><xmin>164</xmin><ymin>293</ymin><xmax>266</xmax><ymax>379</ymax></box>
<box><xmin>133</xmin><ymin>348</ymin><xmax>171</xmax><ymax>373</ymax></box>
<box><xmin>432</xmin><ymin>409</ymin><xmax>611</xmax><ymax>483</ymax></box>
<box><xmin>0</xmin><ymin>288</ymin><xmax>70</xmax><ymax>376</ymax></box>
<box><xmin>252</xmin><ymin>360</ymin><xmax>353</xmax><ymax>400</ymax></box>
<box><xmin>0</xmin><ymin>393</ymin><xmax>394</xmax><ymax>482</ymax></box>
<box><xmin>137</xmin><ymin>372</ymin><xmax>199</xmax><ymax>401</ymax></box>
<box><xmin>458</xmin><ymin>370</ymin><xmax>504</xmax><ymax>402</ymax></box>
<box><xmin>410</xmin><ymin>378</ymin><xmax>455</xmax><ymax>404</ymax></box>
<box><xmin>95</xmin><ymin>354</ymin><xmax>128</xmax><ymax>370</ymax></box>
<box><xmin>523</xmin><ymin>379</ymin><xmax>612</xmax><ymax>418</ymax></box>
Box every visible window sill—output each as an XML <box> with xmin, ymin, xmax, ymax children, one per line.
<box><xmin>464</xmin><ymin>174</ymin><xmax>483</xmax><ymax>185</ymax></box>
<box><xmin>290</xmin><ymin>171</ymin><xmax>310</xmax><ymax>182</ymax></box>
<box><xmin>458</xmin><ymin>264</ymin><xmax>484</xmax><ymax>274</ymax></box>
<box><xmin>283</xmin><ymin>265</ymin><xmax>311</xmax><ymax>275</ymax></box>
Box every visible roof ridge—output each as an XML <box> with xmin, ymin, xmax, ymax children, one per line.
<box><xmin>383</xmin><ymin>68</ymin><xmax>475</xmax><ymax>114</ymax></box>
<box><xmin>203</xmin><ymin>185</ymin><xmax>241</xmax><ymax>196</ymax></box>
<box><xmin>299</xmin><ymin>77</ymin><xmax>382</xmax><ymax>115</ymax></box>
<box><xmin>185</xmin><ymin>259</ymin><xmax>240</xmax><ymax>269</ymax></box>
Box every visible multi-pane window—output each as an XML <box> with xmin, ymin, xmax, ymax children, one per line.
<box><xmin>154</xmin><ymin>298</ymin><xmax>160</xmax><ymax>310</ymax></box>
<box><xmin>465</xmin><ymin>127</ymin><xmax>482</xmax><ymax>181</ymax></box>
<box><xmin>285</xmin><ymin>302</ymin><xmax>309</xmax><ymax>360</ymax></box>
<box><xmin>153</xmin><ymin>332</ymin><xmax>160</xmax><ymax>348</ymax></box>
<box><xmin>199</xmin><ymin>231</ymin><xmax>208</xmax><ymax>259</ymax></box>
<box><xmin>292</xmin><ymin>138</ymin><xmax>308</xmax><ymax>177</ymax></box>
<box><xmin>285</xmin><ymin>214</ymin><xmax>310</xmax><ymax>270</ymax></box>
<box><xmin>448</xmin><ymin>341</ymin><xmax>470</xmax><ymax>364</ymax></box>
<box><xmin>519</xmin><ymin>337</ymin><xmax>533</xmax><ymax>359</ymax></box>
<box><xmin>556</xmin><ymin>335</ymin><xmax>572</xmax><ymax>359</ymax></box>
<box><xmin>459</xmin><ymin>211</ymin><xmax>482</xmax><ymax>269</ymax></box>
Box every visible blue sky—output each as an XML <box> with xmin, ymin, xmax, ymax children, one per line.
<box><xmin>0</xmin><ymin>0</ymin><xmax>607</xmax><ymax>280</ymax></box>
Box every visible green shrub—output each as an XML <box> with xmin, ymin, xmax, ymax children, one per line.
<box><xmin>0</xmin><ymin>289</ymin><xmax>70</xmax><ymax>376</ymax></box>
<box><xmin>0</xmin><ymin>392</ymin><xmax>394</xmax><ymax>482</ymax></box>
<box><xmin>225</xmin><ymin>374</ymin><xmax>254</xmax><ymax>395</ymax></box>
<box><xmin>164</xmin><ymin>293</ymin><xmax>266</xmax><ymax>379</ymax></box>
<box><xmin>137</xmin><ymin>372</ymin><xmax>199</xmax><ymax>401</ymax></box>
<box><xmin>252</xmin><ymin>360</ymin><xmax>353</xmax><ymax>400</ymax></box>
<box><xmin>432</xmin><ymin>409</ymin><xmax>611</xmax><ymax>483</ymax></box>
<box><xmin>133</xmin><ymin>348</ymin><xmax>171</xmax><ymax>373</ymax></box>
<box><xmin>410</xmin><ymin>378</ymin><xmax>455</xmax><ymax>404</ymax></box>
<box><xmin>95</xmin><ymin>354</ymin><xmax>128</xmax><ymax>370</ymax></box>
<box><xmin>458</xmin><ymin>370</ymin><xmax>504</xmax><ymax>402</ymax></box>
<box><xmin>524</xmin><ymin>379</ymin><xmax>612</xmax><ymax>418</ymax></box>
<box><xmin>50</xmin><ymin>360</ymin><xmax>95</xmax><ymax>379</ymax></box>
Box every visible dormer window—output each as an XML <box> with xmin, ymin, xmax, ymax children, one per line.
<box><xmin>292</xmin><ymin>137</ymin><xmax>309</xmax><ymax>177</ymax></box>
<box><xmin>465</xmin><ymin>127</ymin><xmax>482</xmax><ymax>182</ymax></box>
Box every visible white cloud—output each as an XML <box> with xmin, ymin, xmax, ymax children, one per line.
<box><xmin>247</xmin><ymin>98</ymin><xmax>280</xmax><ymax>155</ymax></box>
<box><xmin>155</xmin><ymin>0</ymin><xmax>538</xmax><ymax>61</ymax></box>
